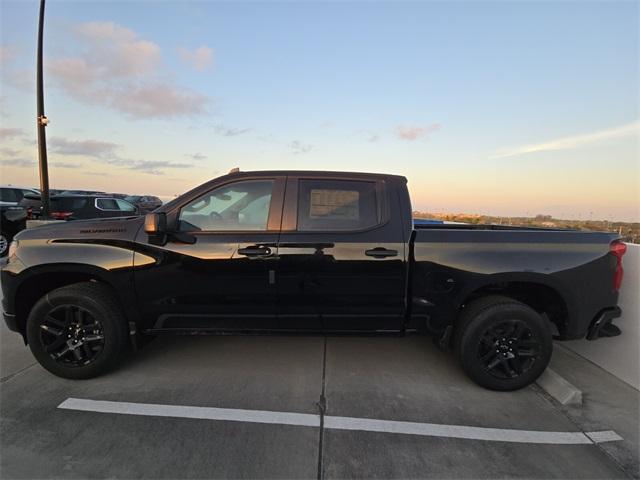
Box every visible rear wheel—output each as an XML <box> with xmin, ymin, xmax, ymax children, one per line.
<box><xmin>455</xmin><ymin>296</ymin><xmax>552</xmax><ymax>391</ymax></box>
<box><xmin>26</xmin><ymin>282</ymin><xmax>129</xmax><ymax>379</ymax></box>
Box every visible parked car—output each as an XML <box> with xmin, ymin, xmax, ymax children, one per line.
<box><xmin>124</xmin><ymin>195</ymin><xmax>162</xmax><ymax>212</ymax></box>
<box><xmin>57</xmin><ymin>190</ymin><xmax>108</xmax><ymax>196</ymax></box>
<box><xmin>17</xmin><ymin>194</ymin><xmax>139</xmax><ymax>220</ymax></box>
<box><xmin>0</xmin><ymin>185</ymin><xmax>40</xmax><ymax>207</ymax></box>
<box><xmin>0</xmin><ymin>206</ymin><xmax>27</xmax><ymax>256</ymax></box>
<box><xmin>0</xmin><ymin>170</ymin><xmax>626</xmax><ymax>390</ymax></box>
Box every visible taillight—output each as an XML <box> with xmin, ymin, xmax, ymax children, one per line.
<box><xmin>610</xmin><ymin>240</ymin><xmax>627</xmax><ymax>292</ymax></box>
<box><xmin>50</xmin><ymin>211</ymin><xmax>73</xmax><ymax>220</ymax></box>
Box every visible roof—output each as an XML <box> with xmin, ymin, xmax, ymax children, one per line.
<box><xmin>225</xmin><ymin>169</ymin><xmax>407</xmax><ymax>181</ymax></box>
<box><xmin>0</xmin><ymin>185</ymin><xmax>39</xmax><ymax>190</ymax></box>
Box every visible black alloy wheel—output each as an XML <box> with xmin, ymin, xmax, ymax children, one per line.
<box><xmin>455</xmin><ymin>295</ymin><xmax>552</xmax><ymax>391</ymax></box>
<box><xmin>39</xmin><ymin>304</ymin><xmax>105</xmax><ymax>367</ymax></box>
<box><xmin>26</xmin><ymin>282</ymin><xmax>129</xmax><ymax>379</ymax></box>
<box><xmin>476</xmin><ymin>319</ymin><xmax>542</xmax><ymax>379</ymax></box>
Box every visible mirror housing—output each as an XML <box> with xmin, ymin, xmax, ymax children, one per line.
<box><xmin>144</xmin><ymin>212</ymin><xmax>166</xmax><ymax>234</ymax></box>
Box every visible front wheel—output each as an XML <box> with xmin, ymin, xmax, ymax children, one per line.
<box><xmin>455</xmin><ymin>296</ymin><xmax>552</xmax><ymax>391</ymax></box>
<box><xmin>26</xmin><ymin>282</ymin><xmax>129</xmax><ymax>379</ymax></box>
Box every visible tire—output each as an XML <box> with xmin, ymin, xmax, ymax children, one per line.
<box><xmin>26</xmin><ymin>282</ymin><xmax>129</xmax><ymax>379</ymax></box>
<box><xmin>455</xmin><ymin>295</ymin><xmax>552</xmax><ymax>391</ymax></box>
<box><xmin>0</xmin><ymin>234</ymin><xmax>8</xmax><ymax>257</ymax></box>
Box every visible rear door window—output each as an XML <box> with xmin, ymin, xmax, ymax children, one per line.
<box><xmin>297</xmin><ymin>179</ymin><xmax>380</xmax><ymax>231</ymax></box>
<box><xmin>52</xmin><ymin>198</ymin><xmax>88</xmax><ymax>211</ymax></box>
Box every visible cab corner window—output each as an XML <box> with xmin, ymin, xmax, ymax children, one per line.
<box><xmin>297</xmin><ymin>179</ymin><xmax>379</xmax><ymax>231</ymax></box>
<box><xmin>179</xmin><ymin>179</ymin><xmax>274</xmax><ymax>232</ymax></box>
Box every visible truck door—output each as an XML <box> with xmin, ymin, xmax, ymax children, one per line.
<box><xmin>276</xmin><ymin>175</ymin><xmax>407</xmax><ymax>332</ymax></box>
<box><xmin>133</xmin><ymin>176</ymin><xmax>285</xmax><ymax>332</ymax></box>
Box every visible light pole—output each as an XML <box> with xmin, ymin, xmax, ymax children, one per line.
<box><xmin>36</xmin><ymin>0</ymin><xmax>51</xmax><ymax>219</ymax></box>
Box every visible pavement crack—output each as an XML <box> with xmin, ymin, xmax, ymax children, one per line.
<box><xmin>316</xmin><ymin>336</ymin><xmax>328</xmax><ymax>480</ymax></box>
<box><xmin>0</xmin><ymin>361</ymin><xmax>38</xmax><ymax>384</ymax></box>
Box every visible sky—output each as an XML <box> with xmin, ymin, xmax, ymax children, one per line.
<box><xmin>0</xmin><ymin>0</ymin><xmax>638</xmax><ymax>221</ymax></box>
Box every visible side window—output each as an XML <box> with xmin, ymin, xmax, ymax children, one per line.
<box><xmin>116</xmin><ymin>199</ymin><xmax>136</xmax><ymax>212</ymax></box>
<box><xmin>297</xmin><ymin>179</ymin><xmax>379</xmax><ymax>231</ymax></box>
<box><xmin>96</xmin><ymin>198</ymin><xmax>119</xmax><ymax>211</ymax></box>
<box><xmin>179</xmin><ymin>179</ymin><xmax>274</xmax><ymax>232</ymax></box>
<box><xmin>0</xmin><ymin>188</ymin><xmax>18</xmax><ymax>202</ymax></box>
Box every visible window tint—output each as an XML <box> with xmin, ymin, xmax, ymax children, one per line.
<box><xmin>52</xmin><ymin>198</ymin><xmax>87</xmax><ymax>210</ymax></box>
<box><xmin>297</xmin><ymin>179</ymin><xmax>379</xmax><ymax>231</ymax></box>
<box><xmin>0</xmin><ymin>188</ymin><xmax>18</xmax><ymax>202</ymax></box>
<box><xmin>96</xmin><ymin>198</ymin><xmax>119</xmax><ymax>210</ymax></box>
<box><xmin>116</xmin><ymin>199</ymin><xmax>136</xmax><ymax>212</ymax></box>
<box><xmin>179</xmin><ymin>179</ymin><xmax>274</xmax><ymax>231</ymax></box>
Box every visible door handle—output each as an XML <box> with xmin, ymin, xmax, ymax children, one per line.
<box><xmin>365</xmin><ymin>248</ymin><xmax>398</xmax><ymax>258</ymax></box>
<box><xmin>238</xmin><ymin>245</ymin><xmax>273</xmax><ymax>257</ymax></box>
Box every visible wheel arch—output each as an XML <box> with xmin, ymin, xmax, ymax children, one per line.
<box><xmin>456</xmin><ymin>273</ymin><xmax>573</xmax><ymax>338</ymax></box>
<box><xmin>13</xmin><ymin>263</ymin><xmax>135</xmax><ymax>338</ymax></box>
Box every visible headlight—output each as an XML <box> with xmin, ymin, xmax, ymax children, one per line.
<box><xmin>8</xmin><ymin>240</ymin><xmax>18</xmax><ymax>258</ymax></box>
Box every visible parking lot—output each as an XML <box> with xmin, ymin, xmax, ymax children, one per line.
<box><xmin>1</xmin><ymin>303</ymin><xmax>638</xmax><ymax>480</ymax></box>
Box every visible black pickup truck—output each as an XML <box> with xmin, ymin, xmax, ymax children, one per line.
<box><xmin>0</xmin><ymin>170</ymin><xmax>626</xmax><ymax>390</ymax></box>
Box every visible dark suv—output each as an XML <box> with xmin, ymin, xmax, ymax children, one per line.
<box><xmin>124</xmin><ymin>195</ymin><xmax>162</xmax><ymax>213</ymax></box>
<box><xmin>18</xmin><ymin>194</ymin><xmax>139</xmax><ymax>220</ymax></box>
<box><xmin>0</xmin><ymin>206</ymin><xmax>26</xmax><ymax>256</ymax></box>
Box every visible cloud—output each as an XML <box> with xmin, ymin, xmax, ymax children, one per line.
<box><xmin>48</xmin><ymin>136</ymin><xmax>195</xmax><ymax>174</ymax></box>
<box><xmin>48</xmin><ymin>21</ymin><xmax>210</xmax><ymax>119</ymax></box>
<box><xmin>0</xmin><ymin>45</ymin><xmax>17</xmax><ymax>64</ymax></box>
<box><xmin>49</xmin><ymin>137</ymin><xmax>119</xmax><ymax>158</ymax></box>
<box><xmin>290</xmin><ymin>141</ymin><xmax>313</xmax><ymax>155</ymax></box>
<box><xmin>358</xmin><ymin>131</ymin><xmax>379</xmax><ymax>143</ymax></box>
<box><xmin>0</xmin><ymin>147</ymin><xmax>21</xmax><ymax>157</ymax></box>
<box><xmin>213</xmin><ymin>124</ymin><xmax>251</xmax><ymax>137</ymax></box>
<box><xmin>5</xmin><ymin>68</ymin><xmax>34</xmax><ymax>91</ymax></box>
<box><xmin>0</xmin><ymin>158</ymin><xmax>36</xmax><ymax>168</ymax></box>
<box><xmin>177</xmin><ymin>46</ymin><xmax>214</xmax><ymax>71</ymax></box>
<box><xmin>395</xmin><ymin>124</ymin><xmax>441</xmax><ymax>141</ymax></box>
<box><xmin>74</xmin><ymin>22</ymin><xmax>161</xmax><ymax>77</ymax></box>
<box><xmin>50</xmin><ymin>161</ymin><xmax>79</xmax><ymax>169</ymax></box>
<box><xmin>126</xmin><ymin>160</ymin><xmax>194</xmax><ymax>175</ymax></box>
<box><xmin>0</xmin><ymin>128</ymin><xmax>25</xmax><ymax>140</ymax></box>
<box><xmin>185</xmin><ymin>152</ymin><xmax>207</xmax><ymax>161</ymax></box>
<box><xmin>492</xmin><ymin>121</ymin><xmax>640</xmax><ymax>159</ymax></box>
<box><xmin>108</xmin><ymin>84</ymin><xmax>208</xmax><ymax>119</ymax></box>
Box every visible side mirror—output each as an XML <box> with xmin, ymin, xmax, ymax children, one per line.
<box><xmin>144</xmin><ymin>212</ymin><xmax>166</xmax><ymax>234</ymax></box>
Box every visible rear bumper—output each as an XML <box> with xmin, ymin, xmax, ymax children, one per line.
<box><xmin>586</xmin><ymin>306</ymin><xmax>622</xmax><ymax>341</ymax></box>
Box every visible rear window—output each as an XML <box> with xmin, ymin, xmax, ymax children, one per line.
<box><xmin>297</xmin><ymin>179</ymin><xmax>380</xmax><ymax>231</ymax></box>
<box><xmin>51</xmin><ymin>198</ymin><xmax>87</xmax><ymax>211</ymax></box>
<box><xmin>96</xmin><ymin>198</ymin><xmax>119</xmax><ymax>210</ymax></box>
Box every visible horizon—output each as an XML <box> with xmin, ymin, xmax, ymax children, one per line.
<box><xmin>1</xmin><ymin>1</ymin><xmax>638</xmax><ymax>221</ymax></box>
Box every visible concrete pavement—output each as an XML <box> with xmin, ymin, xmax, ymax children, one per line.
<box><xmin>1</xmin><ymin>326</ymin><xmax>637</xmax><ymax>479</ymax></box>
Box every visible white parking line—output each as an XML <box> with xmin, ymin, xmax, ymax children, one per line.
<box><xmin>58</xmin><ymin>398</ymin><xmax>319</xmax><ymax>427</ymax></box>
<box><xmin>58</xmin><ymin>398</ymin><xmax>622</xmax><ymax>445</ymax></box>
